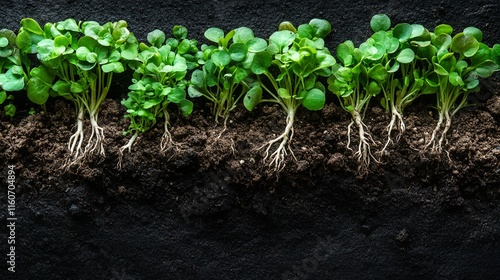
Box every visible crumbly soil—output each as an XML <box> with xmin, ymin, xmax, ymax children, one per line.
<box><xmin>0</xmin><ymin>79</ymin><xmax>499</xmax><ymax>279</ymax></box>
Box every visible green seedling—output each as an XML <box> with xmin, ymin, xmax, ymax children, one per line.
<box><xmin>328</xmin><ymin>15</ymin><xmax>390</xmax><ymax>171</ymax></box>
<box><xmin>188</xmin><ymin>26</ymin><xmax>265</xmax><ymax>130</ymax></box>
<box><xmin>423</xmin><ymin>25</ymin><xmax>499</xmax><ymax>154</ymax></box>
<box><xmin>17</xmin><ymin>18</ymin><xmax>139</xmax><ymax>165</ymax></box>
<box><xmin>0</xmin><ymin>28</ymin><xmax>30</xmax><ymax>118</ymax></box>
<box><xmin>119</xmin><ymin>26</ymin><xmax>198</xmax><ymax>165</ymax></box>
<box><xmin>244</xmin><ymin>19</ymin><xmax>335</xmax><ymax>171</ymax></box>
<box><xmin>371</xmin><ymin>16</ymin><xmax>437</xmax><ymax>152</ymax></box>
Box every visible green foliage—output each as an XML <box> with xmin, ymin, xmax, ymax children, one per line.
<box><xmin>188</xmin><ymin>26</ymin><xmax>264</xmax><ymax>125</ymax></box>
<box><xmin>0</xmin><ymin>28</ymin><xmax>30</xmax><ymax>118</ymax></box>
<box><xmin>18</xmin><ymin>18</ymin><xmax>139</xmax><ymax>163</ymax></box>
<box><xmin>243</xmin><ymin>18</ymin><xmax>336</xmax><ymax>171</ymax></box>
<box><xmin>120</xmin><ymin>26</ymin><xmax>199</xmax><ymax>154</ymax></box>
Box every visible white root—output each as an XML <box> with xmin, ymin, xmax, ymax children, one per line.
<box><xmin>258</xmin><ymin>109</ymin><xmax>296</xmax><ymax>172</ymax></box>
<box><xmin>381</xmin><ymin>105</ymin><xmax>405</xmax><ymax>154</ymax></box>
<box><xmin>350</xmin><ymin>110</ymin><xmax>377</xmax><ymax>172</ymax></box>
<box><xmin>84</xmin><ymin>113</ymin><xmax>105</xmax><ymax>157</ymax></box>
<box><xmin>160</xmin><ymin>110</ymin><xmax>181</xmax><ymax>153</ymax></box>
<box><xmin>423</xmin><ymin>111</ymin><xmax>444</xmax><ymax>154</ymax></box>
<box><xmin>67</xmin><ymin>108</ymin><xmax>85</xmax><ymax>161</ymax></box>
<box><xmin>117</xmin><ymin>131</ymin><xmax>139</xmax><ymax>169</ymax></box>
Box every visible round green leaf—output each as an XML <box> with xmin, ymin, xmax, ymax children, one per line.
<box><xmin>250</xmin><ymin>51</ymin><xmax>272</xmax><ymax>74</ymax></box>
<box><xmin>167</xmin><ymin>87</ymin><xmax>186</xmax><ymax>103</ymax></box>
<box><xmin>178</xmin><ymin>99</ymin><xmax>193</xmax><ymax>117</ymax></box>
<box><xmin>309</xmin><ymin>18</ymin><xmax>332</xmax><ymax>39</ymax></box>
<box><xmin>368</xmin><ymin>64</ymin><xmax>387</xmax><ymax>82</ymax></box>
<box><xmin>464</xmin><ymin>27</ymin><xmax>483</xmax><ymax>42</ymax></box>
<box><xmin>147</xmin><ymin>29</ymin><xmax>165</xmax><ymax>47</ymax></box>
<box><xmin>434</xmin><ymin>24</ymin><xmax>453</xmax><ymax>35</ymax></box>
<box><xmin>393</xmin><ymin>23</ymin><xmax>412</xmax><ymax>43</ymax></box>
<box><xmin>451</xmin><ymin>33</ymin><xmax>479</xmax><ymax>57</ymax></box>
<box><xmin>204</xmin><ymin>27</ymin><xmax>224</xmax><ymax>43</ymax></box>
<box><xmin>27</xmin><ymin>77</ymin><xmax>51</xmax><ymax>105</ymax></box>
<box><xmin>229</xmin><ymin>42</ymin><xmax>248</xmax><ymax>62</ymax></box>
<box><xmin>396</xmin><ymin>48</ymin><xmax>415</xmax><ymax>64</ymax></box>
<box><xmin>233</xmin><ymin>27</ymin><xmax>254</xmax><ymax>44</ymax></box>
<box><xmin>269</xmin><ymin>30</ymin><xmax>296</xmax><ymax>52</ymax></box>
<box><xmin>370</xmin><ymin>14</ymin><xmax>391</xmax><ymax>32</ymax></box>
<box><xmin>211</xmin><ymin>49</ymin><xmax>231</xmax><ymax>67</ymax></box>
<box><xmin>247</xmin><ymin>38</ymin><xmax>267</xmax><ymax>52</ymax></box>
<box><xmin>0</xmin><ymin>37</ymin><xmax>8</xmax><ymax>48</ymax></box>
<box><xmin>243</xmin><ymin>85</ymin><xmax>262</xmax><ymax>111</ymax></box>
<box><xmin>302</xmin><ymin>88</ymin><xmax>325</xmax><ymax>111</ymax></box>
<box><xmin>20</xmin><ymin>18</ymin><xmax>43</xmax><ymax>35</ymax></box>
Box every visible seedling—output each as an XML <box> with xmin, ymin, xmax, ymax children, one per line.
<box><xmin>244</xmin><ymin>19</ymin><xmax>335</xmax><ymax>171</ymax></box>
<box><xmin>423</xmin><ymin>25</ymin><xmax>499</xmax><ymax>153</ymax></box>
<box><xmin>370</xmin><ymin>15</ymin><xmax>437</xmax><ymax>152</ymax></box>
<box><xmin>327</xmin><ymin>15</ymin><xmax>390</xmax><ymax>171</ymax></box>
<box><xmin>119</xmin><ymin>26</ymin><xmax>198</xmax><ymax>164</ymax></box>
<box><xmin>17</xmin><ymin>18</ymin><xmax>139</xmax><ymax>165</ymax></box>
<box><xmin>188</xmin><ymin>26</ymin><xmax>265</xmax><ymax>129</ymax></box>
<box><xmin>0</xmin><ymin>28</ymin><xmax>30</xmax><ymax>118</ymax></box>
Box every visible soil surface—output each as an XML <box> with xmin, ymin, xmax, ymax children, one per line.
<box><xmin>1</xmin><ymin>0</ymin><xmax>500</xmax><ymax>279</ymax></box>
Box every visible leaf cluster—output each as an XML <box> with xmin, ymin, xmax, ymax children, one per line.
<box><xmin>16</xmin><ymin>18</ymin><xmax>139</xmax><ymax>106</ymax></box>
<box><xmin>122</xmin><ymin>26</ymin><xmax>198</xmax><ymax>135</ymax></box>
<box><xmin>188</xmin><ymin>26</ymin><xmax>267</xmax><ymax>123</ymax></box>
<box><xmin>244</xmin><ymin>18</ymin><xmax>336</xmax><ymax>112</ymax></box>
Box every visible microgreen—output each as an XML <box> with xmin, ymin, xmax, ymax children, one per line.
<box><xmin>119</xmin><ymin>26</ymin><xmax>199</xmax><ymax>165</ymax></box>
<box><xmin>188</xmin><ymin>26</ymin><xmax>264</xmax><ymax>129</ymax></box>
<box><xmin>244</xmin><ymin>19</ymin><xmax>335</xmax><ymax>171</ymax></box>
<box><xmin>18</xmin><ymin>18</ymin><xmax>139</xmax><ymax>165</ymax></box>
<box><xmin>0</xmin><ymin>28</ymin><xmax>30</xmax><ymax>118</ymax></box>
<box><xmin>422</xmin><ymin>25</ymin><xmax>499</xmax><ymax>153</ymax></box>
<box><xmin>327</xmin><ymin>21</ymin><xmax>390</xmax><ymax>170</ymax></box>
<box><xmin>369</xmin><ymin>16</ymin><xmax>437</xmax><ymax>152</ymax></box>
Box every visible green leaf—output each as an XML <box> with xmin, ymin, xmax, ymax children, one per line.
<box><xmin>448</xmin><ymin>71</ymin><xmax>464</xmax><ymax>86</ymax></box>
<box><xmin>187</xmin><ymin>85</ymin><xmax>204</xmax><ymax>98</ymax></box>
<box><xmin>474</xmin><ymin>60</ymin><xmax>498</xmax><ymax>78</ymax></box>
<box><xmin>309</xmin><ymin>18</ymin><xmax>332</xmax><ymax>39</ymax></box>
<box><xmin>434</xmin><ymin>24</ymin><xmax>453</xmax><ymax>35</ymax></box>
<box><xmin>4</xmin><ymin>103</ymin><xmax>15</xmax><ymax>117</ymax></box>
<box><xmin>451</xmin><ymin>33</ymin><xmax>479</xmax><ymax>57</ymax></box>
<box><xmin>167</xmin><ymin>87</ymin><xmax>186</xmax><ymax>103</ymax></box>
<box><xmin>367</xmin><ymin>81</ymin><xmax>381</xmax><ymax>96</ymax></box>
<box><xmin>211</xmin><ymin>49</ymin><xmax>231</xmax><ymax>67</ymax></box>
<box><xmin>147</xmin><ymin>29</ymin><xmax>165</xmax><ymax>47</ymax></box>
<box><xmin>233</xmin><ymin>27</ymin><xmax>254</xmax><ymax>44</ymax></box>
<box><xmin>0</xmin><ymin>91</ymin><xmax>6</xmax><ymax>104</ymax></box>
<box><xmin>204</xmin><ymin>27</ymin><xmax>224</xmax><ymax>43</ymax></box>
<box><xmin>396</xmin><ymin>48</ymin><xmax>415</xmax><ymax>64</ymax></box>
<box><xmin>27</xmin><ymin>77</ymin><xmax>51</xmax><ymax>105</ymax></box>
<box><xmin>367</xmin><ymin>63</ymin><xmax>387</xmax><ymax>82</ymax></box>
<box><xmin>278</xmin><ymin>88</ymin><xmax>290</xmax><ymax>99</ymax></box>
<box><xmin>247</xmin><ymin>38</ymin><xmax>267</xmax><ymax>52</ymax></box>
<box><xmin>0</xmin><ymin>66</ymin><xmax>25</xmax><ymax>91</ymax></box>
<box><xmin>370</xmin><ymin>14</ymin><xmax>391</xmax><ymax>32</ymax></box>
<box><xmin>251</xmin><ymin>51</ymin><xmax>272</xmax><ymax>74</ymax></box>
<box><xmin>178</xmin><ymin>99</ymin><xmax>193</xmax><ymax>117</ymax></box>
<box><xmin>463</xmin><ymin>27</ymin><xmax>482</xmax><ymax>42</ymax></box>
<box><xmin>393</xmin><ymin>23</ymin><xmax>412</xmax><ymax>42</ymax></box>
<box><xmin>336</xmin><ymin>41</ymin><xmax>355</xmax><ymax>66</ymax></box>
<box><xmin>302</xmin><ymin>88</ymin><xmax>325</xmax><ymax>111</ymax></box>
<box><xmin>243</xmin><ymin>85</ymin><xmax>262</xmax><ymax>111</ymax></box>
<box><xmin>20</xmin><ymin>18</ymin><xmax>44</xmax><ymax>35</ymax></box>
<box><xmin>52</xmin><ymin>80</ymin><xmax>71</xmax><ymax>95</ymax></box>
<box><xmin>229</xmin><ymin>42</ymin><xmax>248</xmax><ymax>62</ymax></box>
<box><xmin>269</xmin><ymin>30</ymin><xmax>296</xmax><ymax>52</ymax></box>
<box><xmin>102</xmin><ymin>62</ymin><xmax>125</xmax><ymax>73</ymax></box>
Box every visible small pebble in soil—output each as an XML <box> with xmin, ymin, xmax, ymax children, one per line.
<box><xmin>69</xmin><ymin>204</ymin><xmax>82</xmax><ymax>217</ymax></box>
<box><xmin>239</xmin><ymin>160</ymin><xmax>245</xmax><ymax>165</ymax></box>
<box><xmin>396</xmin><ymin>229</ymin><xmax>409</xmax><ymax>243</ymax></box>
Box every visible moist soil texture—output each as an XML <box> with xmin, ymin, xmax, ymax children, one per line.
<box><xmin>1</xmin><ymin>0</ymin><xmax>500</xmax><ymax>279</ymax></box>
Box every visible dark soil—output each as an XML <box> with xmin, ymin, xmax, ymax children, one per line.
<box><xmin>1</xmin><ymin>0</ymin><xmax>500</xmax><ymax>279</ymax></box>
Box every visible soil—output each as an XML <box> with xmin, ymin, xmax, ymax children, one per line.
<box><xmin>1</xmin><ymin>0</ymin><xmax>500</xmax><ymax>279</ymax></box>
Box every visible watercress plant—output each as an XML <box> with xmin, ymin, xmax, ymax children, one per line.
<box><xmin>17</xmin><ymin>18</ymin><xmax>139</xmax><ymax>165</ymax></box>
<box><xmin>423</xmin><ymin>25</ymin><xmax>499</xmax><ymax>153</ymax></box>
<box><xmin>119</xmin><ymin>26</ymin><xmax>198</xmax><ymax>163</ymax></box>
<box><xmin>0</xmin><ymin>28</ymin><xmax>30</xmax><ymax>118</ymax></box>
<box><xmin>244</xmin><ymin>19</ymin><xmax>335</xmax><ymax>171</ymax></box>
<box><xmin>327</xmin><ymin>16</ymin><xmax>390</xmax><ymax>171</ymax></box>
<box><xmin>188</xmin><ymin>26</ymin><xmax>265</xmax><ymax>129</ymax></box>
